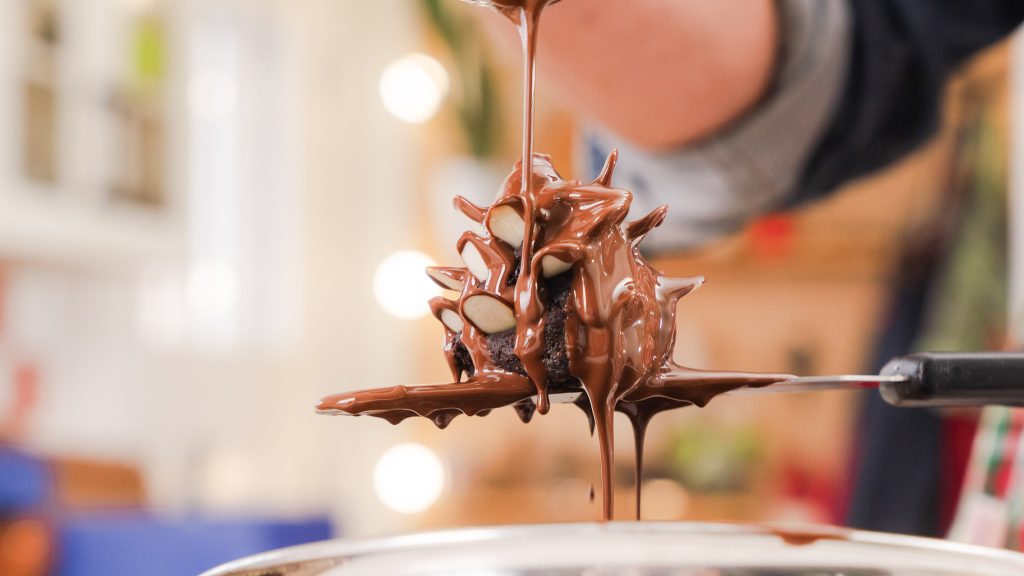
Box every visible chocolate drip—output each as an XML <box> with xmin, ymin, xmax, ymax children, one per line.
<box><xmin>498</xmin><ymin>0</ymin><xmax>560</xmax><ymax>415</ymax></box>
<box><xmin>432</xmin><ymin>409</ymin><xmax>461</xmax><ymax>430</ymax></box>
<box><xmin>630</xmin><ymin>412</ymin><xmax>648</xmax><ymax>521</ymax></box>
<box><xmin>573</xmin><ymin>393</ymin><xmax>595</xmax><ymax>436</ymax></box>
<box><xmin>317</xmin><ymin>0</ymin><xmax>792</xmax><ymax>521</ymax></box>
<box><xmin>429</xmin><ymin>297</ymin><xmax>470</xmax><ymax>381</ymax></box>
<box><xmin>513</xmin><ymin>398</ymin><xmax>537</xmax><ymax>423</ymax></box>
<box><xmin>765</xmin><ymin>524</ymin><xmax>852</xmax><ymax>546</ymax></box>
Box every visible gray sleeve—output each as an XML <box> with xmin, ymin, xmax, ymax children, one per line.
<box><xmin>579</xmin><ymin>0</ymin><xmax>851</xmax><ymax>253</ymax></box>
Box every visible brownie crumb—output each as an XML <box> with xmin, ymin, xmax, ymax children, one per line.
<box><xmin>507</xmin><ymin>245</ymin><xmax>523</xmax><ymax>286</ymax></box>
<box><xmin>484</xmin><ymin>264</ymin><xmax>580</xmax><ymax>392</ymax></box>
<box><xmin>486</xmin><ymin>328</ymin><xmax>526</xmax><ymax>375</ymax></box>
<box><xmin>541</xmin><ymin>270</ymin><xmax>577</xmax><ymax>389</ymax></box>
<box><xmin>454</xmin><ymin>340</ymin><xmax>475</xmax><ymax>378</ymax></box>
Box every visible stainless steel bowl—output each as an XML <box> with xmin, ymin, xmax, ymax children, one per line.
<box><xmin>201</xmin><ymin>522</ymin><xmax>1024</xmax><ymax>576</ymax></box>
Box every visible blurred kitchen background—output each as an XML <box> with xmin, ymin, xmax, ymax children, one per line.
<box><xmin>0</xmin><ymin>0</ymin><xmax>1021</xmax><ymax>574</ymax></box>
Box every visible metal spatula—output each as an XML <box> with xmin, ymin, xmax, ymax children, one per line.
<box><xmin>736</xmin><ymin>352</ymin><xmax>1024</xmax><ymax>408</ymax></box>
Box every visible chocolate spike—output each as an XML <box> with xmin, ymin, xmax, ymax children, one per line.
<box><xmin>453</xmin><ymin>196</ymin><xmax>487</xmax><ymax>225</ymax></box>
<box><xmin>595</xmin><ymin>149</ymin><xmax>619</xmax><ymax>187</ymax></box>
<box><xmin>626</xmin><ymin>205</ymin><xmax>669</xmax><ymax>243</ymax></box>
<box><xmin>655</xmin><ymin>275</ymin><xmax>704</xmax><ymax>303</ymax></box>
<box><xmin>426</xmin><ymin>267</ymin><xmax>468</xmax><ymax>293</ymax></box>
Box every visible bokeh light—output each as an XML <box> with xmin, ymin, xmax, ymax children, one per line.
<box><xmin>373</xmin><ymin>250</ymin><xmax>441</xmax><ymax>320</ymax></box>
<box><xmin>373</xmin><ymin>443</ymin><xmax>445</xmax><ymax>514</ymax></box>
<box><xmin>379</xmin><ymin>53</ymin><xmax>449</xmax><ymax>124</ymax></box>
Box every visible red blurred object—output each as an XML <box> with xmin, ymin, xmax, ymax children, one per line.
<box><xmin>14</xmin><ymin>362</ymin><xmax>39</xmax><ymax>416</ymax></box>
<box><xmin>2</xmin><ymin>361</ymin><xmax>39</xmax><ymax>441</ymax></box>
<box><xmin>0</xmin><ymin>516</ymin><xmax>52</xmax><ymax>576</ymax></box>
<box><xmin>778</xmin><ymin>463</ymin><xmax>841</xmax><ymax>523</ymax></box>
<box><xmin>939</xmin><ymin>414</ymin><xmax>979</xmax><ymax>534</ymax></box>
<box><xmin>750</xmin><ymin>214</ymin><xmax>795</xmax><ymax>260</ymax></box>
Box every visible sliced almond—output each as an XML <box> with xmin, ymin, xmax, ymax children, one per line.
<box><xmin>462</xmin><ymin>294</ymin><xmax>516</xmax><ymax>334</ymax></box>
<box><xmin>426</xmin><ymin>267</ymin><xmax>466</xmax><ymax>292</ymax></box>
<box><xmin>541</xmin><ymin>255</ymin><xmax>573</xmax><ymax>278</ymax></box>
<box><xmin>440</xmin><ymin>309</ymin><xmax>464</xmax><ymax>332</ymax></box>
<box><xmin>487</xmin><ymin>205</ymin><xmax>525</xmax><ymax>247</ymax></box>
<box><xmin>460</xmin><ymin>242</ymin><xmax>489</xmax><ymax>282</ymax></box>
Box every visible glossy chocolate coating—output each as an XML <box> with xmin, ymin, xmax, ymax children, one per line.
<box><xmin>317</xmin><ymin>0</ymin><xmax>790</xmax><ymax>520</ymax></box>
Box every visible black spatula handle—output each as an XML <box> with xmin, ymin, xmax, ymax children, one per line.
<box><xmin>880</xmin><ymin>352</ymin><xmax>1024</xmax><ymax>407</ymax></box>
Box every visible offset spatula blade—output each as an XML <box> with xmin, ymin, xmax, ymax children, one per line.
<box><xmin>735</xmin><ymin>353</ymin><xmax>1024</xmax><ymax>408</ymax></box>
<box><xmin>731</xmin><ymin>375</ymin><xmax>907</xmax><ymax>396</ymax></box>
<box><xmin>320</xmin><ymin>354</ymin><xmax>1024</xmax><ymax>414</ymax></box>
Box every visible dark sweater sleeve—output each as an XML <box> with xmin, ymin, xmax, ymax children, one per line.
<box><xmin>793</xmin><ymin>0</ymin><xmax>1024</xmax><ymax>202</ymax></box>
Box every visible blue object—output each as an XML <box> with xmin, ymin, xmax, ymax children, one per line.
<box><xmin>0</xmin><ymin>448</ymin><xmax>52</xmax><ymax>512</ymax></box>
<box><xmin>56</xmin><ymin>512</ymin><xmax>334</xmax><ymax>576</ymax></box>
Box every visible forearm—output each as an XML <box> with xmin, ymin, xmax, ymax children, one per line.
<box><xmin>577</xmin><ymin>0</ymin><xmax>852</xmax><ymax>251</ymax></box>
<box><xmin>483</xmin><ymin>0</ymin><xmax>779</xmax><ymax>149</ymax></box>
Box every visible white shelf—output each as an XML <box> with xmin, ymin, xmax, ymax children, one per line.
<box><xmin>0</xmin><ymin>186</ymin><xmax>183</xmax><ymax>266</ymax></box>
<box><xmin>0</xmin><ymin>0</ymin><xmax>185</xmax><ymax>268</ymax></box>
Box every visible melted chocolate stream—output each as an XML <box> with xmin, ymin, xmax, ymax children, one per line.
<box><xmin>507</xmin><ymin>1</ymin><xmax>557</xmax><ymax>416</ymax></box>
<box><xmin>317</xmin><ymin>0</ymin><xmax>792</xmax><ymax>521</ymax></box>
<box><xmin>617</xmin><ymin>400</ymin><xmax>656</xmax><ymax>520</ymax></box>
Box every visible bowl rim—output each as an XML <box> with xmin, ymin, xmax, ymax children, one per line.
<box><xmin>200</xmin><ymin>521</ymin><xmax>1024</xmax><ymax>576</ymax></box>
